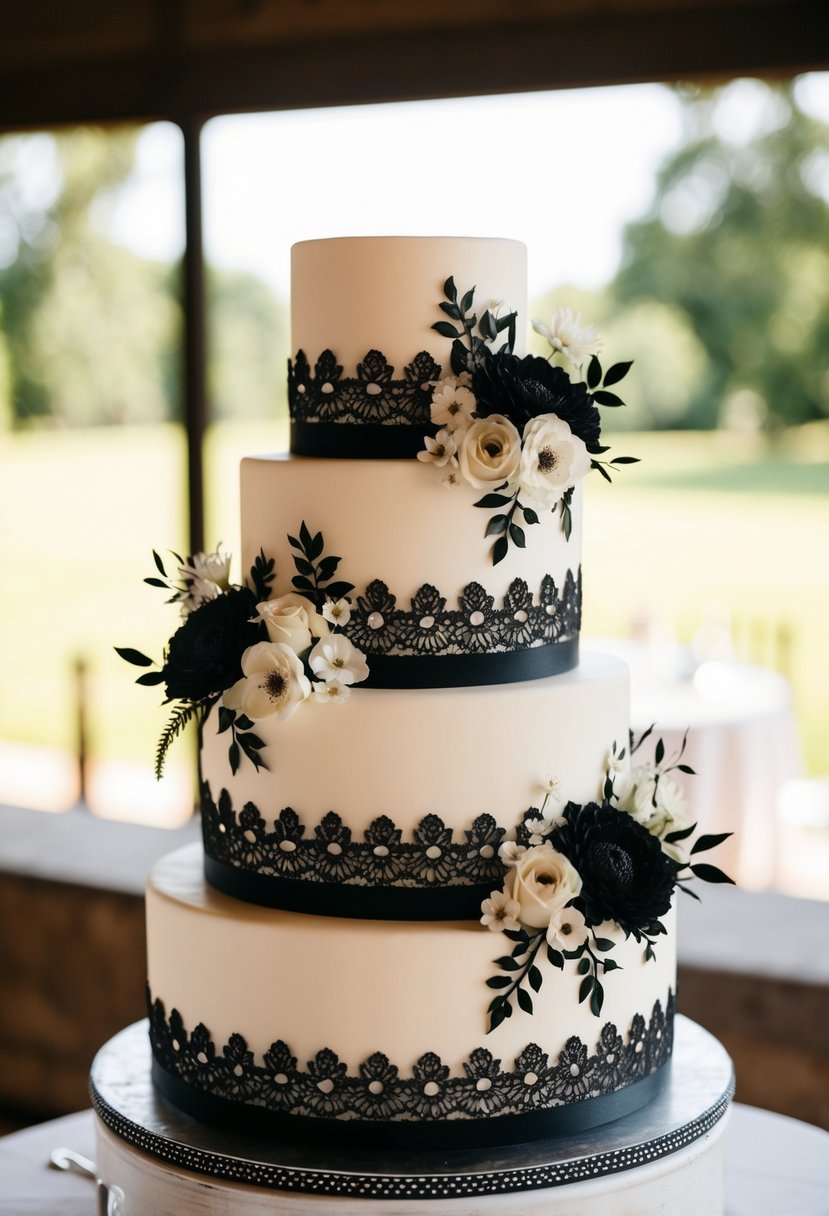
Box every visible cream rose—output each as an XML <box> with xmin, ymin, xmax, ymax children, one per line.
<box><xmin>254</xmin><ymin>593</ymin><xmax>329</xmax><ymax>654</ymax></box>
<box><xmin>519</xmin><ymin>414</ymin><xmax>591</xmax><ymax>509</ymax></box>
<box><xmin>505</xmin><ymin>841</ymin><xmax>583</xmax><ymax>930</ymax></box>
<box><xmin>457</xmin><ymin>414</ymin><xmax>521</xmax><ymax>490</ymax></box>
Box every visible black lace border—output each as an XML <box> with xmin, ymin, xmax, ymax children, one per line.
<box><xmin>200</xmin><ymin>784</ymin><xmax>509</xmax><ymax>919</ymax></box>
<box><xmin>337</xmin><ymin>571</ymin><xmax>582</xmax><ymax>688</ymax></box>
<box><xmin>147</xmin><ymin>990</ymin><xmax>675</xmax><ymax>1151</ymax></box>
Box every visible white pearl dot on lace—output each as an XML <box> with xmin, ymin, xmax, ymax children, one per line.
<box><xmin>570</xmin><ymin>1063</ymin><xmax>580</xmax><ymax>1077</ymax></box>
<box><xmin>317</xmin><ymin>1078</ymin><xmax>334</xmax><ymax>1094</ymax></box>
<box><xmin>513</xmin><ymin>609</ymin><xmax>528</xmax><ymax>623</ymax></box>
<box><xmin>469</xmin><ymin>610</ymin><xmax>485</xmax><ymax>626</ymax></box>
<box><xmin>369</xmin><ymin>1080</ymin><xmax>384</xmax><ymax>1095</ymax></box>
<box><xmin>321</xmin><ymin>382</ymin><xmax>334</xmax><ymax>394</ymax></box>
<box><xmin>279</xmin><ymin>840</ymin><xmax>297</xmax><ymax>853</ymax></box>
<box><xmin>479</xmin><ymin>845</ymin><xmax>495</xmax><ymax>859</ymax></box>
<box><xmin>373</xmin><ymin>845</ymin><xmax>389</xmax><ymax>857</ymax></box>
<box><xmin>367</xmin><ymin>612</ymin><xmax>384</xmax><ymax>630</ymax></box>
<box><xmin>426</xmin><ymin>845</ymin><xmax>442</xmax><ymax>860</ymax></box>
<box><xmin>366</xmin><ymin>383</ymin><xmax>382</xmax><ymax>396</ymax></box>
<box><xmin>423</xmin><ymin>1081</ymin><xmax>440</xmax><ymax>1097</ymax></box>
<box><xmin>419</xmin><ymin>615</ymin><xmax>435</xmax><ymax>629</ymax></box>
<box><xmin>523</xmin><ymin>1072</ymin><xmax>538</xmax><ymax>1086</ymax></box>
<box><xmin>476</xmin><ymin>1077</ymin><xmax>492</xmax><ymax>1092</ymax></box>
<box><xmin>327</xmin><ymin>842</ymin><xmax>343</xmax><ymax>856</ymax></box>
<box><xmin>274</xmin><ymin>1073</ymin><xmax>288</xmax><ymax>1085</ymax></box>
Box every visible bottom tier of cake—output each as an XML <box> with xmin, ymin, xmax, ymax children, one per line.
<box><xmin>91</xmin><ymin>1017</ymin><xmax>734</xmax><ymax>1215</ymax></box>
<box><xmin>146</xmin><ymin>845</ymin><xmax>676</xmax><ymax>1148</ymax></box>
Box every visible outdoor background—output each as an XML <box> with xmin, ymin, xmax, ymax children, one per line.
<box><xmin>1</xmin><ymin>75</ymin><xmax>827</xmax><ymax>824</ymax></box>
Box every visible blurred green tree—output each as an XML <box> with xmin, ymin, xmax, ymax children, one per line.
<box><xmin>611</xmin><ymin>80</ymin><xmax>829</xmax><ymax>431</ymax></box>
<box><xmin>0</xmin><ymin>128</ymin><xmax>180</xmax><ymax>426</ymax></box>
<box><xmin>0</xmin><ymin>126</ymin><xmax>289</xmax><ymax>429</ymax></box>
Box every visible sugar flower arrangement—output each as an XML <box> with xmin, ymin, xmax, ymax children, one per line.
<box><xmin>481</xmin><ymin>728</ymin><xmax>733</xmax><ymax>1029</ymax></box>
<box><xmin>117</xmin><ymin>523</ymin><xmax>368</xmax><ymax>778</ymax></box>
<box><xmin>419</xmin><ymin>279</ymin><xmax>638</xmax><ymax>564</ymax></box>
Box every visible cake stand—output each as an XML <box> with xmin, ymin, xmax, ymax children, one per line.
<box><xmin>90</xmin><ymin>1015</ymin><xmax>734</xmax><ymax>1215</ymax></box>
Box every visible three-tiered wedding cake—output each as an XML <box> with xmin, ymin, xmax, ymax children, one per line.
<box><xmin>97</xmin><ymin>237</ymin><xmax>733</xmax><ymax>1212</ymax></box>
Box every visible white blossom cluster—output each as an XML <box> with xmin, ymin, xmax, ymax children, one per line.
<box><xmin>223</xmin><ymin>593</ymin><xmax>368</xmax><ymax>722</ymax></box>
<box><xmin>419</xmin><ymin>304</ymin><xmax>601</xmax><ymax>512</ymax></box>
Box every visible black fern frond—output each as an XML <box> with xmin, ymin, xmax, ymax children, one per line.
<box><xmin>155</xmin><ymin>701</ymin><xmax>199</xmax><ymax>780</ymax></box>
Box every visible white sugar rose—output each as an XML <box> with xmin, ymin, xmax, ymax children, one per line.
<box><xmin>309</xmin><ymin>633</ymin><xmax>369</xmax><ymax>687</ymax></box>
<box><xmin>255</xmin><ymin>593</ymin><xmax>329</xmax><ymax>653</ymax></box>
<box><xmin>519</xmin><ymin>414</ymin><xmax>591</xmax><ymax>509</ymax></box>
<box><xmin>505</xmin><ymin>841</ymin><xmax>583</xmax><ymax>931</ymax></box>
<box><xmin>223</xmin><ymin>641</ymin><xmax>311</xmax><ymax>721</ymax></box>
<box><xmin>457</xmin><ymin>415</ymin><xmax>521</xmax><ymax>490</ymax></box>
<box><xmin>430</xmin><ymin>375</ymin><xmax>477</xmax><ymax>433</ymax></box>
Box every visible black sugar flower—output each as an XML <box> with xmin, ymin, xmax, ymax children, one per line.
<box><xmin>471</xmin><ymin>349</ymin><xmax>603</xmax><ymax>453</ymax></box>
<box><xmin>551</xmin><ymin>801</ymin><xmax>676</xmax><ymax>939</ymax></box>
<box><xmin>163</xmin><ymin>586</ymin><xmax>260</xmax><ymax>703</ymax></box>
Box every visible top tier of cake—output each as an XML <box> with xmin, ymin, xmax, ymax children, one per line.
<box><xmin>289</xmin><ymin>236</ymin><xmax>527</xmax><ymax>458</ymax></box>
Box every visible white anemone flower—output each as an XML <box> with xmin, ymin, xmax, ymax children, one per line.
<box><xmin>525</xmin><ymin>817</ymin><xmax>553</xmax><ymax>846</ymax></box>
<box><xmin>480</xmin><ymin>889</ymin><xmax>522</xmax><ymax>933</ymax></box>
<box><xmin>417</xmin><ymin>428</ymin><xmax>458</xmax><ymax>468</ymax></box>
<box><xmin>309</xmin><ymin>634</ymin><xmax>369</xmax><ymax>686</ymax></box>
<box><xmin>222</xmin><ymin>641</ymin><xmax>311</xmax><ymax>721</ymax></box>
<box><xmin>546</xmin><ymin>905</ymin><xmax>589</xmax><ymax>951</ymax></box>
<box><xmin>531</xmin><ymin>307</ymin><xmax>601</xmax><ymax>366</ymax></box>
<box><xmin>322</xmin><ymin>597</ymin><xmax>352</xmax><ymax>629</ymax></box>
<box><xmin>313</xmin><ymin>680</ymin><xmax>352</xmax><ymax>705</ymax></box>
<box><xmin>430</xmin><ymin>376</ymin><xmax>477</xmax><ymax>433</ymax></box>
<box><xmin>519</xmin><ymin>414</ymin><xmax>591</xmax><ymax>510</ymax></box>
<box><xmin>498</xmin><ymin>840</ymin><xmax>527</xmax><ymax>867</ymax></box>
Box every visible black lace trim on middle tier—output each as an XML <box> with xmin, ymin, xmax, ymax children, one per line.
<box><xmin>201</xmin><ymin>783</ymin><xmax>508</xmax><ymax>919</ymax></box>
<box><xmin>341</xmin><ymin>570</ymin><xmax>581</xmax><ymax>688</ymax></box>
<box><xmin>148</xmin><ymin>990</ymin><xmax>675</xmax><ymax>1149</ymax></box>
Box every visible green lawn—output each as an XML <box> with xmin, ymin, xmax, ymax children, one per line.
<box><xmin>2</xmin><ymin>421</ymin><xmax>828</xmax><ymax>778</ymax></box>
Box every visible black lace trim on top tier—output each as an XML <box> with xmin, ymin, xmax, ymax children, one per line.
<box><xmin>201</xmin><ymin>783</ymin><xmax>508</xmax><ymax>918</ymax></box>
<box><xmin>342</xmin><ymin>570</ymin><xmax>581</xmax><ymax>689</ymax></box>
<box><xmin>148</xmin><ymin>990</ymin><xmax>675</xmax><ymax>1150</ymax></box>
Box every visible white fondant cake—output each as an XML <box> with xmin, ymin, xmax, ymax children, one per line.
<box><xmin>101</xmin><ymin>235</ymin><xmax>732</xmax><ymax>1208</ymax></box>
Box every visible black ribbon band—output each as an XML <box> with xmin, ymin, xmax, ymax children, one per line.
<box><xmin>360</xmin><ymin>638</ymin><xmax>579</xmax><ymax>689</ymax></box>
<box><xmin>204</xmin><ymin>855</ymin><xmax>493</xmax><ymax>920</ymax></box>
<box><xmin>291</xmin><ymin>421</ymin><xmax>430</xmax><ymax>460</ymax></box>
<box><xmin>151</xmin><ymin>1056</ymin><xmax>669</xmax><ymax>1151</ymax></box>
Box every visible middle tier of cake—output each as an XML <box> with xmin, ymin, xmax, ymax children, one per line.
<box><xmin>200</xmin><ymin>652</ymin><xmax>628</xmax><ymax>916</ymax></box>
<box><xmin>240</xmin><ymin>453</ymin><xmax>584</xmax><ymax>687</ymax></box>
<box><xmin>147</xmin><ymin>843</ymin><xmax>676</xmax><ymax>1150</ymax></box>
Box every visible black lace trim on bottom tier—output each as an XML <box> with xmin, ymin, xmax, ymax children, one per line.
<box><xmin>147</xmin><ymin>990</ymin><xmax>675</xmax><ymax>1150</ymax></box>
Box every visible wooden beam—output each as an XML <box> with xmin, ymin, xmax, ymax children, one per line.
<box><xmin>0</xmin><ymin>3</ymin><xmax>826</xmax><ymax>131</ymax></box>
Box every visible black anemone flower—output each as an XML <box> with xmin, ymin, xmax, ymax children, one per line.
<box><xmin>163</xmin><ymin>586</ymin><xmax>260</xmax><ymax>703</ymax></box>
<box><xmin>472</xmin><ymin>349</ymin><xmax>603</xmax><ymax>453</ymax></box>
<box><xmin>551</xmin><ymin>802</ymin><xmax>676</xmax><ymax>939</ymax></box>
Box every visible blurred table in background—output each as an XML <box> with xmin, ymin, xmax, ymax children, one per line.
<box><xmin>585</xmin><ymin>640</ymin><xmax>803</xmax><ymax>890</ymax></box>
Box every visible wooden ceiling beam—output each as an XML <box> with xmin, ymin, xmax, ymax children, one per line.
<box><xmin>0</xmin><ymin>2</ymin><xmax>827</xmax><ymax>131</ymax></box>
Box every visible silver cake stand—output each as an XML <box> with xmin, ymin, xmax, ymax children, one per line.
<box><xmin>90</xmin><ymin>1016</ymin><xmax>734</xmax><ymax>1202</ymax></box>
